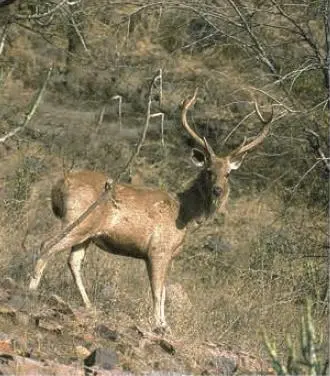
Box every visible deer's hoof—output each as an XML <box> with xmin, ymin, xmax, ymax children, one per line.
<box><xmin>153</xmin><ymin>323</ymin><xmax>170</xmax><ymax>336</ymax></box>
<box><xmin>29</xmin><ymin>278</ymin><xmax>39</xmax><ymax>290</ymax></box>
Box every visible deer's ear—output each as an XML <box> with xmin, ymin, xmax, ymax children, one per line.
<box><xmin>191</xmin><ymin>148</ymin><xmax>207</xmax><ymax>168</ymax></box>
<box><xmin>229</xmin><ymin>153</ymin><xmax>246</xmax><ymax>170</ymax></box>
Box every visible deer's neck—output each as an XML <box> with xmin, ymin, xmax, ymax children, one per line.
<box><xmin>176</xmin><ymin>170</ymin><xmax>215</xmax><ymax>229</ymax></box>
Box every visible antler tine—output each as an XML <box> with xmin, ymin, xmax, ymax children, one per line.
<box><xmin>230</xmin><ymin>102</ymin><xmax>273</xmax><ymax>157</ymax></box>
<box><xmin>181</xmin><ymin>88</ymin><xmax>215</xmax><ymax>156</ymax></box>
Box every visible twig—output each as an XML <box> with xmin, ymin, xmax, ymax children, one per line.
<box><xmin>158</xmin><ymin>68</ymin><xmax>163</xmax><ymax>106</ymax></box>
<box><xmin>126</xmin><ymin>16</ymin><xmax>131</xmax><ymax>45</ymax></box>
<box><xmin>111</xmin><ymin>95</ymin><xmax>123</xmax><ymax>130</ymax></box>
<box><xmin>290</xmin><ymin>160</ymin><xmax>322</xmax><ymax>195</ymax></box>
<box><xmin>248</xmin><ymin>87</ymin><xmax>298</xmax><ymax>114</ymax></box>
<box><xmin>68</xmin><ymin>12</ymin><xmax>88</xmax><ymax>53</ymax></box>
<box><xmin>227</xmin><ymin>0</ymin><xmax>278</xmax><ymax>76</ymax></box>
<box><xmin>150</xmin><ymin>112</ymin><xmax>165</xmax><ymax>146</ymax></box>
<box><xmin>0</xmin><ymin>66</ymin><xmax>53</xmax><ymax>144</ymax></box>
<box><xmin>305</xmin><ymin>128</ymin><xmax>330</xmax><ymax>172</ymax></box>
<box><xmin>222</xmin><ymin>110</ymin><xmax>254</xmax><ymax>145</ymax></box>
<box><xmin>0</xmin><ymin>21</ymin><xmax>9</xmax><ymax>56</ymax></box>
<box><xmin>145</xmin><ymin>69</ymin><xmax>165</xmax><ymax>147</ymax></box>
<box><xmin>97</xmin><ymin>105</ymin><xmax>106</xmax><ymax>128</ymax></box>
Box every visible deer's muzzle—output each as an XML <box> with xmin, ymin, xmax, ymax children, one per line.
<box><xmin>212</xmin><ymin>186</ymin><xmax>223</xmax><ymax>198</ymax></box>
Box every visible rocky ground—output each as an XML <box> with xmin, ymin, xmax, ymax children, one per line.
<box><xmin>0</xmin><ymin>277</ymin><xmax>274</xmax><ymax>375</ymax></box>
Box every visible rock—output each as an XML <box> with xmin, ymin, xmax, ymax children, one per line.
<box><xmin>84</xmin><ymin>348</ymin><xmax>118</xmax><ymax>370</ymax></box>
<box><xmin>36</xmin><ymin>318</ymin><xmax>63</xmax><ymax>333</ymax></box>
<box><xmin>75</xmin><ymin>345</ymin><xmax>91</xmax><ymax>359</ymax></box>
<box><xmin>212</xmin><ymin>356</ymin><xmax>237</xmax><ymax>375</ymax></box>
<box><xmin>0</xmin><ymin>332</ymin><xmax>13</xmax><ymax>353</ymax></box>
<box><xmin>8</xmin><ymin>292</ymin><xmax>29</xmax><ymax>311</ymax></box>
<box><xmin>0</xmin><ymin>353</ymin><xmax>85</xmax><ymax>375</ymax></box>
<box><xmin>203</xmin><ymin>343</ymin><xmax>274</xmax><ymax>375</ymax></box>
<box><xmin>205</xmin><ymin>236</ymin><xmax>232</xmax><ymax>253</ymax></box>
<box><xmin>95</xmin><ymin>324</ymin><xmax>120</xmax><ymax>341</ymax></box>
<box><xmin>159</xmin><ymin>339</ymin><xmax>175</xmax><ymax>355</ymax></box>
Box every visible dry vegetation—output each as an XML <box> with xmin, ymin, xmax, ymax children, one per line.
<box><xmin>0</xmin><ymin>0</ymin><xmax>328</xmax><ymax>374</ymax></box>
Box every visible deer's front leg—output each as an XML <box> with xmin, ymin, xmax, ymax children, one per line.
<box><xmin>146</xmin><ymin>254</ymin><xmax>171</xmax><ymax>331</ymax></box>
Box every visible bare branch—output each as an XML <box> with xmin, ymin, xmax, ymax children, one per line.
<box><xmin>150</xmin><ymin>112</ymin><xmax>165</xmax><ymax>146</ymax></box>
<box><xmin>122</xmin><ymin>69</ymin><xmax>164</xmax><ymax>177</ymax></box>
<box><xmin>0</xmin><ymin>20</ymin><xmax>9</xmax><ymax>56</ymax></box>
<box><xmin>290</xmin><ymin>160</ymin><xmax>323</xmax><ymax>195</ymax></box>
<box><xmin>111</xmin><ymin>95</ymin><xmax>123</xmax><ymax>130</ymax></box>
<box><xmin>97</xmin><ymin>105</ymin><xmax>106</xmax><ymax>128</ymax></box>
<box><xmin>270</xmin><ymin>0</ymin><xmax>323</xmax><ymax>67</ymax></box>
<box><xmin>0</xmin><ymin>66</ymin><xmax>53</xmax><ymax>144</ymax></box>
<box><xmin>68</xmin><ymin>12</ymin><xmax>88</xmax><ymax>53</ymax></box>
<box><xmin>226</xmin><ymin>0</ymin><xmax>278</xmax><ymax>76</ymax></box>
<box><xmin>305</xmin><ymin>128</ymin><xmax>330</xmax><ymax>172</ymax></box>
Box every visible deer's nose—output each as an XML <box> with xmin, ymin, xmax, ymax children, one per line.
<box><xmin>212</xmin><ymin>186</ymin><xmax>223</xmax><ymax>197</ymax></box>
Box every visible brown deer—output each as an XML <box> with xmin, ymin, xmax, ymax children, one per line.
<box><xmin>29</xmin><ymin>90</ymin><xmax>272</xmax><ymax>330</ymax></box>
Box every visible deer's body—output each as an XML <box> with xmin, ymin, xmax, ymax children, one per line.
<box><xmin>29</xmin><ymin>89</ymin><xmax>272</xmax><ymax>330</ymax></box>
<box><xmin>52</xmin><ymin>170</ymin><xmax>185</xmax><ymax>260</ymax></box>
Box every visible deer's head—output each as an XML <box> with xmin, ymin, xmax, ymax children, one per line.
<box><xmin>181</xmin><ymin>89</ymin><xmax>273</xmax><ymax>213</ymax></box>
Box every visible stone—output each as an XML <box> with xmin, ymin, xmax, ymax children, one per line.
<box><xmin>36</xmin><ymin>318</ymin><xmax>63</xmax><ymax>333</ymax></box>
<box><xmin>75</xmin><ymin>345</ymin><xmax>91</xmax><ymax>359</ymax></box>
<box><xmin>95</xmin><ymin>324</ymin><xmax>120</xmax><ymax>341</ymax></box>
<box><xmin>0</xmin><ymin>332</ymin><xmax>13</xmax><ymax>353</ymax></box>
<box><xmin>0</xmin><ymin>353</ymin><xmax>84</xmax><ymax>375</ymax></box>
<box><xmin>84</xmin><ymin>348</ymin><xmax>118</xmax><ymax>370</ymax></box>
<box><xmin>213</xmin><ymin>356</ymin><xmax>237</xmax><ymax>375</ymax></box>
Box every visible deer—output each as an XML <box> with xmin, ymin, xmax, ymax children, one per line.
<box><xmin>29</xmin><ymin>89</ymin><xmax>273</xmax><ymax>330</ymax></box>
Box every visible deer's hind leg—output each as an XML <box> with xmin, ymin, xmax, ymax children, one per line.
<box><xmin>29</xmin><ymin>229</ymin><xmax>91</xmax><ymax>291</ymax></box>
<box><xmin>68</xmin><ymin>241</ymin><xmax>92</xmax><ymax>307</ymax></box>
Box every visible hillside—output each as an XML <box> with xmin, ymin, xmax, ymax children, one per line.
<box><xmin>0</xmin><ymin>1</ymin><xmax>328</xmax><ymax>374</ymax></box>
